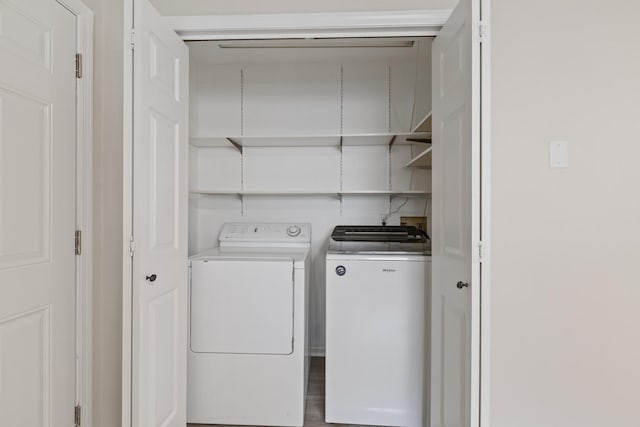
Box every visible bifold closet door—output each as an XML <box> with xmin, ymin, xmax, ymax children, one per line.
<box><xmin>430</xmin><ymin>0</ymin><xmax>482</xmax><ymax>426</ymax></box>
<box><xmin>131</xmin><ymin>0</ymin><xmax>189</xmax><ymax>426</ymax></box>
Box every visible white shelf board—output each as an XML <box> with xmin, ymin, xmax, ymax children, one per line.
<box><xmin>190</xmin><ymin>137</ymin><xmax>236</xmax><ymax>148</ymax></box>
<box><xmin>190</xmin><ymin>190</ymin><xmax>241</xmax><ymax>197</ymax></box>
<box><xmin>191</xmin><ymin>190</ymin><xmax>338</xmax><ymax>197</ymax></box>
<box><xmin>190</xmin><ymin>190</ymin><xmax>430</xmax><ymax>197</ymax></box>
<box><xmin>242</xmin><ymin>190</ymin><xmax>339</xmax><ymax>196</ymax></box>
<box><xmin>190</xmin><ymin>132</ymin><xmax>432</xmax><ymax>148</ymax></box>
<box><xmin>231</xmin><ymin>136</ymin><xmax>341</xmax><ymax>147</ymax></box>
<box><xmin>405</xmin><ymin>146</ymin><xmax>432</xmax><ymax>168</ymax></box>
<box><xmin>411</xmin><ymin>111</ymin><xmax>432</xmax><ymax>133</ymax></box>
<box><xmin>342</xmin><ymin>134</ymin><xmax>394</xmax><ymax>146</ymax></box>
<box><xmin>341</xmin><ymin>190</ymin><xmax>431</xmax><ymax>197</ymax></box>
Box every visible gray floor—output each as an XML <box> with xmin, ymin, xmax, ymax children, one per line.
<box><xmin>188</xmin><ymin>357</ymin><xmax>373</xmax><ymax>427</ymax></box>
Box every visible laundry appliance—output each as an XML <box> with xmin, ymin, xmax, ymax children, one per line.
<box><xmin>188</xmin><ymin>222</ymin><xmax>311</xmax><ymax>426</ymax></box>
<box><xmin>325</xmin><ymin>225</ymin><xmax>431</xmax><ymax>427</ymax></box>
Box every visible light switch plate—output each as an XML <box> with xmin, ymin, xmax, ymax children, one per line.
<box><xmin>550</xmin><ymin>141</ymin><xmax>569</xmax><ymax>168</ymax></box>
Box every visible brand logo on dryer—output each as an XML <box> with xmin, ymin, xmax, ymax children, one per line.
<box><xmin>382</xmin><ymin>268</ymin><xmax>397</xmax><ymax>273</ymax></box>
<box><xmin>335</xmin><ymin>265</ymin><xmax>346</xmax><ymax>276</ymax></box>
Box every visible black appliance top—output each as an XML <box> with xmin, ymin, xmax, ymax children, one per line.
<box><xmin>328</xmin><ymin>225</ymin><xmax>430</xmax><ymax>255</ymax></box>
<box><xmin>331</xmin><ymin>225</ymin><xmax>428</xmax><ymax>242</ymax></box>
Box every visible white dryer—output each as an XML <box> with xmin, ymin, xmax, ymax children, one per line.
<box><xmin>188</xmin><ymin>223</ymin><xmax>311</xmax><ymax>426</ymax></box>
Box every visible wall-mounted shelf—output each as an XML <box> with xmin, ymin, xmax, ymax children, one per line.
<box><xmin>190</xmin><ymin>132</ymin><xmax>432</xmax><ymax>149</ymax></box>
<box><xmin>190</xmin><ymin>190</ymin><xmax>430</xmax><ymax>198</ymax></box>
<box><xmin>190</xmin><ymin>189</ymin><xmax>430</xmax><ymax>215</ymax></box>
<box><xmin>339</xmin><ymin>190</ymin><xmax>430</xmax><ymax>197</ymax></box>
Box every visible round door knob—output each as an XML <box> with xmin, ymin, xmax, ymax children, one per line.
<box><xmin>456</xmin><ymin>281</ymin><xmax>469</xmax><ymax>289</ymax></box>
<box><xmin>146</xmin><ymin>274</ymin><xmax>157</xmax><ymax>282</ymax></box>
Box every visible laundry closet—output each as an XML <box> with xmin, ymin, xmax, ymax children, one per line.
<box><xmin>126</xmin><ymin>1</ymin><xmax>480</xmax><ymax>426</ymax></box>
<box><xmin>187</xmin><ymin>37</ymin><xmax>434</xmax><ymax>354</ymax></box>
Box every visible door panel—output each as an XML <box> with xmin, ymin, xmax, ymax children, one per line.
<box><xmin>0</xmin><ymin>1</ymin><xmax>77</xmax><ymax>426</ymax></box>
<box><xmin>0</xmin><ymin>306</ymin><xmax>51</xmax><ymax>426</ymax></box>
<box><xmin>0</xmin><ymin>87</ymin><xmax>51</xmax><ymax>268</ymax></box>
<box><xmin>431</xmin><ymin>0</ymin><xmax>479</xmax><ymax>425</ymax></box>
<box><xmin>149</xmin><ymin>109</ymin><xmax>180</xmax><ymax>249</ymax></box>
<box><xmin>131</xmin><ymin>0</ymin><xmax>189</xmax><ymax>426</ymax></box>
<box><xmin>148</xmin><ymin>289</ymin><xmax>180</xmax><ymax>427</ymax></box>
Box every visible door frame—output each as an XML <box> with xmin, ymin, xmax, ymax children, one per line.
<box><xmin>55</xmin><ymin>0</ymin><xmax>94</xmax><ymax>425</ymax></box>
<box><xmin>121</xmin><ymin>3</ymin><xmax>491</xmax><ymax>427</ymax></box>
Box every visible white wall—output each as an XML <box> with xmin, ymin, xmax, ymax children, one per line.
<box><xmin>490</xmin><ymin>1</ymin><xmax>640</xmax><ymax>426</ymax></box>
<box><xmin>79</xmin><ymin>0</ymin><xmax>124</xmax><ymax>426</ymax></box>
<box><xmin>149</xmin><ymin>0</ymin><xmax>458</xmax><ymax>16</ymax></box>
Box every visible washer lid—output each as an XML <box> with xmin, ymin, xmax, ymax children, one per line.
<box><xmin>190</xmin><ymin>247</ymin><xmax>309</xmax><ymax>268</ymax></box>
<box><xmin>328</xmin><ymin>225</ymin><xmax>430</xmax><ymax>254</ymax></box>
<box><xmin>331</xmin><ymin>225</ymin><xmax>428</xmax><ymax>242</ymax></box>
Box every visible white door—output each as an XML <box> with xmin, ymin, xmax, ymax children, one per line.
<box><xmin>131</xmin><ymin>0</ymin><xmax>189</xmax><ymax>425</ymax></box>
<box><xmin>0</xmin><ymin>0</ymin><xmax>77</xmax><ymax>426</ymax></box>
<box><xmin>430</xmin><ymin>0</ymin><xmax>481</xmax><ymax>425</ymax></box>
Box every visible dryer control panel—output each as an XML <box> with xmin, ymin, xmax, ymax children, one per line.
<box><xmin>219</xmin><ymin>223</ymin><xmax>311</xmax><ymax>246</ymax></box>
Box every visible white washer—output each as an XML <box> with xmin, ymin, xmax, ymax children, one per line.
<box><xmin>325</xmin><ymin>226</ymin><xmax>431</xmax><ymax>427</ymax></box>
<box><xmin>188</xmin><ymin>223</ymin><xmax>311</xmax><ymax>426</ymax></box>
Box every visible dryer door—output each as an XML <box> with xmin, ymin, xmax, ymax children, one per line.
<box><xmin>190</xmin><ymin>259</ymin><xmax>294</xmax><ymax>355</ymax></box>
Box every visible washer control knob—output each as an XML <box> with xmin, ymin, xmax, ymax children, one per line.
<box><xmin>287</xmin><ymin>225</ymin><xmax>301</xmax><ymax>237</ymax></box>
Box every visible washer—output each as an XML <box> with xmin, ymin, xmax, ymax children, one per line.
<box><xmin>325</xmin><ymin>225</ymin><xmax>431</xmax><ymax>427</ymax></box>
<box><xmin>188</xmin><ymin>223</ymin><xmax>311</xmax><ymax>426</ymax></box>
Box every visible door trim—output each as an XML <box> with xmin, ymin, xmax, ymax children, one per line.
<box><xmin>55</xmin><ymin>0</ymin><xmax>94</xmax><ymax>426</ymax></box>
<box><xmin>479</xmin><ymin>1</ymin><xmax>492</xmax><ymax>426</ymax></box>
<box><xmin>121</xmin><ymin>5</ymin><xmax>491</xmax><ymax>427</ymax></box>
<box><xmin>122</xmin><ymin>2</ymin><xmax>133</xmax><ymax>426</ymax></box>
<box><xmin>164</xmin><ymin>10</ymin><xmax>450</xmax><ymax>40</ymax></box>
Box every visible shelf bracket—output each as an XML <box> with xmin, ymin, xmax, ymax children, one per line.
<box><xmin>388</xmin><ymin>135</ymin><xmax>397</xmax><ymax>151</ymax></box>
<box><xmin>226</xmin><ymin>137</ymin><xmax>243</xmax><ymax>153</ymax></box>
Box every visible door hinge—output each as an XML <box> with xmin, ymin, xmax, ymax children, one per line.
<box><xmin>75</xmin><ymin>53</ymin><xmax>82</xmax><ymax>78</ymax></box>
<box><xmin>476</xmin><ymin>21</ymin><xmax>488</xmax><ymax>43</ymax></box>
<box><xmin>75</xmin><ymin>230</ymin><xmax>82</xmax><ymax>255</ymax></box>
<box><xmin>130</xmin><ymin>28</ymin><xmax>136</xmax><ymax>50</ymax></box>
<box><xmin>129</xmin><ymin>236</ymin><xmax>136</xmax><ymax>257</ymax></box>
<box><xmin>74</xmin><ymin>404</ymin><xmax>81</xmax><ymax>427</ymax></box>
<box><xmin>477</xmin><ymin>241</ymin><xmax>488</xmax><ymax>263</ymax></box>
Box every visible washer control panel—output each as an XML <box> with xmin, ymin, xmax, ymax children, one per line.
<box><xmin>219</xmin><ymin>223</ymin><xmax>311</xmax><ymax>244</ymax></box>
<box><xmin>287</xmin><ymin>225</ymin><xmax>301</xmax><ymax>237</ymax></box>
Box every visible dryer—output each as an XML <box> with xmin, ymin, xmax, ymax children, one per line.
<box><xmin>188</xmin><ymin>223</ymin><xmax>311</xmax><ymax>426</ymax></box>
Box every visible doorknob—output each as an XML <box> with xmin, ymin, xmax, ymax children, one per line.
<box><xmin>456</xmin><ymin>281</ymin><xmax>469</xmax><ymax>289</ymax></box>
<box><xmin>145</xmin><ymin>274</ymin><xmax>157</xmax><ymax>282</ymax></box>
